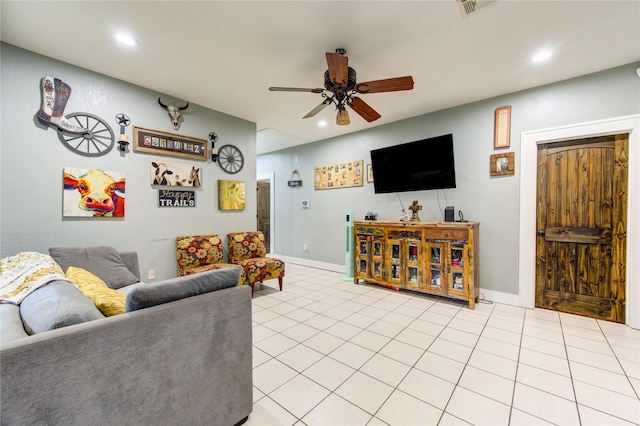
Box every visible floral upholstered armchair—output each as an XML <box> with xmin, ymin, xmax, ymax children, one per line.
<box><xmin>227</xmin><ymin>231</ymin><xmax>284</xmax><ymax>296</ymax></box>
<box><xmin>176</xmin><ymin>235</ymin><xmax>237</xmax><ymax>277</ymax></box>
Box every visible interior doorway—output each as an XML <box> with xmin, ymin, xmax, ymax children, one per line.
<box><xmin>535</xmin><ymin>134</ymin><xmax>628</xmax><ymax>322</ymax></box>
<box><xmin>257</xmin><ymin>172</ymin><xmax>275</xmax><ymax>254</ymax></box>
<box><xmin>519</xmin><ymin>114</ymin><xmax>639</xmax><ymax>329</ymax></box>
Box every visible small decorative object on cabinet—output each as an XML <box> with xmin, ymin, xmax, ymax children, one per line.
<box><xmin>354</xmin><ymin>220</ymin><xmax>480</xmax><ymax>309</ymax></box>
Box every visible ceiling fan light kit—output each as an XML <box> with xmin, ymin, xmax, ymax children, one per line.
<box><xmin>269</xmin><ymin>49</ymin><xmax>414</xmax><ymax>126</ymax></box>
<box><xmin>336</xmin><ymin>107</ymin><xmax>350</xmax><ymax>126</ymax></box>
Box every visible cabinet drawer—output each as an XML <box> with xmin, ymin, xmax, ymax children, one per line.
<box><xmin>355</xmin><ymin>226</ymin><xmax>384</xmax><ymax>236</ymax></box>
<box><xmin>425</xmin><ymin>229</ymin><xmax>468</xmax><ymax>241</ymax></box>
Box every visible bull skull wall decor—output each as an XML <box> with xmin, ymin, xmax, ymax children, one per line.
<box><xmin>158</xmin><ymin>97</ymin><xmax>189</xmax><ymax>130</ymax></box>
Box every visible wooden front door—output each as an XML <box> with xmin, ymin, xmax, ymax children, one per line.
<box><xmin>257</xmin><ymin>180</ymin><xmax>271</xmax><ymax>252</ymax></box>
<box><xmin>535</xmin><ymin>134</ymin><xmax>628</xmax><ymax>322</ymax></box>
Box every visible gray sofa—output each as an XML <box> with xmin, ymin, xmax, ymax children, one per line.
<box><xmin>1</xmin><ymin>249</ymin><xmax>253</xmax><ymax>426</ymax></box>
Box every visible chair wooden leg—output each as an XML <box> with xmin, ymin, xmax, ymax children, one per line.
<box><xmin>278</xmin><ymin>277</ymin><xmax>283</xmax><ymax>291</ymax></box>
<box><xmin>250</xmin><ymin>283</ymin><xmax>254</xmax><ymax>297</ymax></box>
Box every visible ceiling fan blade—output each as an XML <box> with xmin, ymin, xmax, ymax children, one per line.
<box><xmin>303</xmin><ymin>99</ymin><xmax>331</xmax><ymax>119</ymax></box>
<box><xmin>348</xmin><ymin>97</ymin><xmax>381</xmax><ymax>122</ymax></box>
<box><xmin>326</xmin><ymin>52</ymin><xmax>348</xmax><ymax>85</ymax></box>
<box><xmin>355</xmin><ymin>76</ymin><xmax>414</xmax><ymax>94</ymax></box>
<box><xmin>269</xmin><ymin>86</ymin><xmax>325</xmax><ymax>93</ymax></box>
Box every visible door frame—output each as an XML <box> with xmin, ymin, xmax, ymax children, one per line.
<box><xmin>519</xmin><ymin>114</ymin><xmax>640</xmax><ymax>328</ymax></box>
<box><xmin>257</xmin><ymin>172</ymin><xmax>275</xmax><ymax>254</ymax></box>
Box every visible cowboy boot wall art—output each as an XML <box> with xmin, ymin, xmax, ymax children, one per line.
<box><xmin>36</xmin><ymin>76</ymin><xmax>87</xmax><ymax>133</ymax></box>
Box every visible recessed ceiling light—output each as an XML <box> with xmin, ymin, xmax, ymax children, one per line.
<box><xmin>532</xmin><ymin>49</ymin><xmax>552</xmax><ymax>62</ymax></box>
<box><xmin>115</xmin><ymin>33</ymin><xmax>138</xmax><ymax>46</ymax></box>
<box><xmin>318</xmin><ymin>120</ymin><xmax>327</xmax><ymax>127</ymax></box>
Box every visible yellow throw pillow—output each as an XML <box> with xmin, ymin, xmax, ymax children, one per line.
<box><xmin>66</xmin><ymin>267</ymin><xmax>126</xmax><ymax>316</ymax></box>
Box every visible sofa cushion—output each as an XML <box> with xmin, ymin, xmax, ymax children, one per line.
<box><xmin>49</xmin><ymin>246</ymin><xmax>139</xmax><ymax>289</ymax></box>
<box><xmin>0</xmin><ymin>304</ymin><xmax>29</xmax><ymax>348</ymax></box>
<box><xmin>66</xmin><ymin>267</ymin><xmax>126</xmax><ymax>316</ymax></box>
<box><xmin>19</xmin><ymin>280</ymin><xmax>104</xmax><ymax>334</ymax></box>
<box><xmin>126</xmin><ymin>266</ymin><xmax>242</xmax><ymax>312</ymax></box>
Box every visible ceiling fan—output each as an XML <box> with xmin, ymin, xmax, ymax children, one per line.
<box><xmin>269</xmin><ymin>49</ymin><xmax>414</xmax><ymax>126</ymax></box>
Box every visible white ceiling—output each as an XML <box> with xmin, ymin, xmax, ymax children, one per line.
<box><xmin>2</xmin><ymin>1</ymin><xmax>639</xmax><ymax>154</ymax></box>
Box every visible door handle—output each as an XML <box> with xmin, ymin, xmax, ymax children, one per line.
<box><xmin>537</xmin><ymin>230</ymin><xmax>545</xmax><ymax>236</ymax></box>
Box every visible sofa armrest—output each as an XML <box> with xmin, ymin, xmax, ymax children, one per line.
<box><xmin>125</xmin><ymin>266</ymin><xmax>241</xmax><ymax>312</ymax></box>
<box><xmin>1</xmin><ymin>285</ymin><xmax>252</xmax><ymax>425</ymax></box>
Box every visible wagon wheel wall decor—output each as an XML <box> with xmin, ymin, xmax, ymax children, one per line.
<box><xmin>217</xmin><ymin>144</ymin><xmax>244</xmax><ymax>174</ymax></box>
<box><xmin>56</xmin><ymin>112</ymin><xmax>115</xmax><ymax>157</ymax></box>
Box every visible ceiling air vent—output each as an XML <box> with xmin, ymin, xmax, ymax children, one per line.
<box><xmin>457</xmin><ymin>0</ymin><xmax>497</xmax><ymax>17</ymax></box>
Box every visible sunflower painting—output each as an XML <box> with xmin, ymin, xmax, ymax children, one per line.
<box><xmin>218</xmin><ymin>180</ymin><xmax>245</xmax><ymax>211</ymax></box>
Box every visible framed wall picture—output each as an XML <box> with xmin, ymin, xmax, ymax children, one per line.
<box><xmin>367</xmin><ymin>164</ymin><xmax>374</xmax><ymax>183</ymax></box>
<box><xmin>133</xmin><ymin>126</ymin><xmax>207</xmax><ymax>161</ymax></box>
<box><xmin>490</xmin><ymin>152</ymin><xmax>515</xmax><ymax>176</ymax></box>
<box><xmin>314</xmin><ymin>160</ymin><xmax>363</xmax><ymax>190</ymax></box>
<box><xmin>150</xmin><ymin>160</ymin><xmax>201</xmax><ymax>187</ymax></box>
<box><xmin>494</xmin><ymin>106</ymin><xmax>511</xmax><ymax>149</ymax></box>
<box><xmin>218</xmin><ymin>180</ymin><xmax>245</xmax><ymax>210</ymax></box>
<box><xmin>63</xmin><ymin>167</ymin><xmax>125</xmax><ymax>217</ymax></box>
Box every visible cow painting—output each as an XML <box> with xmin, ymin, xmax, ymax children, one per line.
<box><xmin>150</xmin><ymin>160</ymin><xmax>201</xmax><ymax>188</ymax></box>
<box><xmin>152</xmin><ymin>162</ymin><xmax>174</xmax><ymax>185</ymax></box>
<box><xmin>63</xmin><ymin>167</ymin><xmax>125</xmax><ymax>217</ymax></box>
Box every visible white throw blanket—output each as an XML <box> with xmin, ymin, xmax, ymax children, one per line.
<box><xmin>0</xmin><ymin>252</ymin><xmax>70</xmax><ymax>304</ymax></box>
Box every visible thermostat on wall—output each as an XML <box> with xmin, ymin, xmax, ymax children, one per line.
<box><xmin>302</xmin><ymin>200</ymin><xmax>310</xmax><ymax>208</ymax></box>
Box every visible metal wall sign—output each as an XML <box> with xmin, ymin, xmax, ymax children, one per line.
<box><xmin>158</xmin><ymin>189</ymin><xmax>195</xmax><ymax>207</ymax></box>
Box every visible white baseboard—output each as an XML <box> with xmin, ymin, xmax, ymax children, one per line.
<box><xmin>269</xmin><ymin>254</ymin><xmax>345</xmax><ymax>274</ymax></box>
<box><xmin>272</xmin><ymin>254</ymin><xmax>522</xmax><ymax>307</ymax></box>
<box><xmin>477</xmin><ymin>288</ymin><xmax>520</xmax><ymax>307</ymax></box>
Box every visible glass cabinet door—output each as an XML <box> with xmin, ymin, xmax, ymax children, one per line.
<box><xmin>386</xmin><ymin>239</ymin><xmax>402</xmax><ymax>284</ymax></box>
<box><xmin>426</xmin><ymin>242</ymin><xmax>445</xmax><ymax>295</ymax></box>
<box><xmin>447</xmin><ymin>243</ymin><xmax>468</xmax><ymax>296</ymax></box>
<box><xmin>355</xmin><ymin>236</ymin><xmax>370</xmax><ymax>278</ymax></box>
<box><xmin>371</xmin><ymin>239</ymin><xmax>384</xmax><ymax>280</ymax></box>
<box><xmin>405</xmin><ymin>240</ymin><xmax>422</xmax><ymax>289</ymax></box>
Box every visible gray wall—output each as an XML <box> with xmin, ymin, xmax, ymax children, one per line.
<box><xmin>1</xmin><ymin>44</ymin><xmax>257</xmax><ymax>281</ymax></box>
<box><xmin>258</xmin><ymin>62</ymin><xmax>640</xmax><ymax>296</ymax></box>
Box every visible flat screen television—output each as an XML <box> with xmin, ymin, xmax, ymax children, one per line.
<box><xmin>370</xmin><ymin>134</ymin><xmax>456</xmax><ymax>193</ymax></box>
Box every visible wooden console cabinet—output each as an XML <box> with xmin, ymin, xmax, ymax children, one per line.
<box><xmin>354</xmin><ymin>221</ymin><xmax>480</xmax><ymax>309</ymax></box>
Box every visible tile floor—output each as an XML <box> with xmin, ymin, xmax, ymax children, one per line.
<box><xmin>246</xmin><ymin>264</ymin><xmax>640</xmax><ymax>426</ymax></box>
